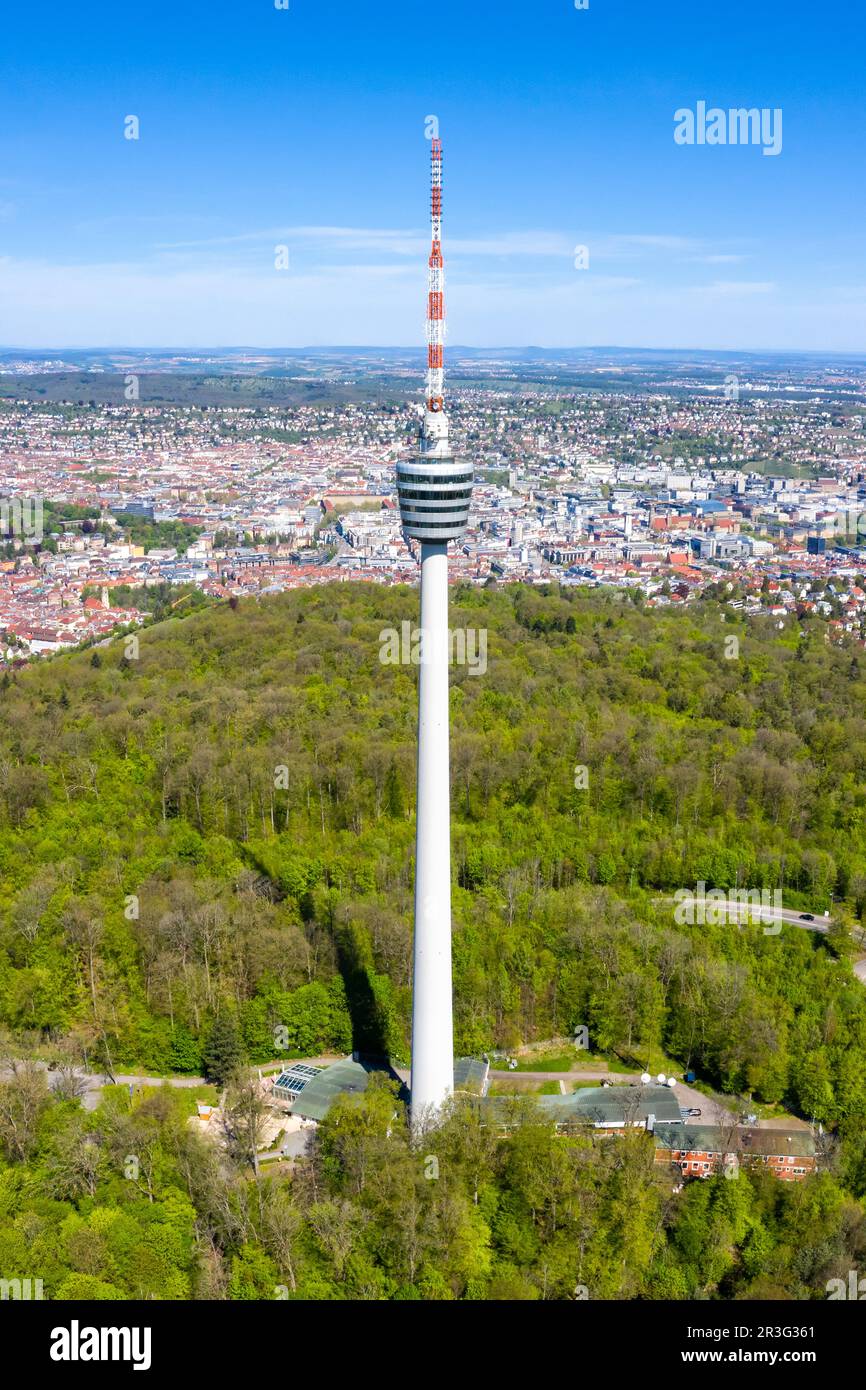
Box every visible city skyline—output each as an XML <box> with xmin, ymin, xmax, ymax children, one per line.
<box><xmin>1</xmin><ymin>0</ymin><xmax>864</xmax><ymax>350</ymax></box>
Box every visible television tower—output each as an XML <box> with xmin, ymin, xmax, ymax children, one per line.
<box><xmin>397</xmin><ymin>135</ymin><xmax>472</xmax><ymax>1129</ymax></box>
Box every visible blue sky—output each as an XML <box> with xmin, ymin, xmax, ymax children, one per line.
<box><xmin>1</xmin><ymin>0</ymin><xmax>863</xmax><ymax>350</ymax></box>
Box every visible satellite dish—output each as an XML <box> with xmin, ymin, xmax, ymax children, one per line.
<box><xmin>657</xmin><ymin>1073</ymin><xmax>666</xmax><ymax>1084</ymax></box>
<box><xmin>640</xmin><ymin>1072</ymin><xmax>651</xmax><ymax>1084</ymax></box>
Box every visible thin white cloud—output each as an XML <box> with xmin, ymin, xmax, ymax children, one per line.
<box><xmin>613</xmin><ymin>234</ymin><xmax>697</xmax><ymax>250</ymax></box>
<box><xmin>312</xmin><ymin>263</ymin><xmax>420</xmax><ymax>278</ymax></box>
<box><xmin>690</xmin><ymin>280</ymin><xmax>775</xmax><ymax>296</ymax></box>
<box><xmin>157</xmin><ymin>226</ymin><xmax>424</xmax><ymax>252</ymax></box>
<box><xmin>156</xmin><ymin>226</ymin><xmax>574</xmax><ymax>257</ymax></box>
<box><xmin>152</xmin><ymin>225</ymin><xmax>753</xmax><ymax>277</ymax></box>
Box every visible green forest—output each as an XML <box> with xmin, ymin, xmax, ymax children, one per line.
<box><xmin>2</xmin><ymin>581</ymin><xmax>866</xmax><ymax>1298</ymax></box>
<box><xmin>2</xmin><ymin>1070</ymin><xmax>864</xmax><ymax>1300</ymax></box>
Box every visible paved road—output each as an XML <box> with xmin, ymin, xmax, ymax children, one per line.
<box><xmin>662</xmin><ymin>895</ymin><xmax>833</xmax><ymax>934</ymax></box>
<box><xmin>487</xmin><ymin>1069</ymin><xmax>811</xmax><ymax>1130</ymax></box>
<box><xmin>745</xmin><ymin>906</ymin><xmax>832</xmax><ymax>934</ymax></box>
<box><xmin>491</xmin><ymin>1068</ymin><xmax>644</xmax><ymax>1083</ymax></box>
<box><xmin>0</xmin><ymin>1061</ymin><xmax>210</xmax><ymax>1111</ymax></box>
<box><xmin>490</xmin><ymin>1068</ymin><xmax>707</xmax><ymax>1109</ymax></box>
<box><xmin>259</xmin><ymin>1130</ymin><xmax>313</xmax><ymax>1162</ymax></box>
<box><xmin>113</xmin><ymin>1073</ymin><xmax>204</xmax><ymax>1087</ymax></box>
<box><xmin>0</xmin><ymin>1058</ymin><xmax>345</xmax><ymax>1111</ymax></box>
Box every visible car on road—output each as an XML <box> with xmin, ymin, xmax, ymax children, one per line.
<box><xmin>800</xmin><ymin>912</ymin><xmax>815</xmax><ymax>921</ymax></box>
<box><xmin>687</xmin><ymin>1107</ymin><xmax>702</xmax><ymax>1117</ymax></box>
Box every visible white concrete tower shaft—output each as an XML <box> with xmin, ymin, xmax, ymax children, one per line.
<box><xmin>410</xmin><ymin>540</ymin><xmax>454</xmax><ymax>1126</ymax></box>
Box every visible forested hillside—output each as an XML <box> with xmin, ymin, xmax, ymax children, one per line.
<box><xmin>3</xmin><ymin>581</ymin><xmax>866</xmax><ymax>1298</ymax></box>
<box><xmin>2</xmin><ymin>586</ymin><xmax>866</xmax><ymax>1118</ymax></box>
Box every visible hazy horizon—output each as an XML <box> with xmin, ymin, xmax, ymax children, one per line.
<box><xmin>3</xmin><ymin>344</ymin><xmax>866</xmax><ymax>361</ymax></box>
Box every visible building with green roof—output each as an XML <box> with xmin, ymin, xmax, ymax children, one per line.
<box><xmin>288</xmin><ymin>1058</ymin><xmax>374</xmax><ymax>1121</ymax></box>
<box><xmin>485</xmin><ymin>1084</ymin><xmax>683</xmax><ymax>1131</ymax></box>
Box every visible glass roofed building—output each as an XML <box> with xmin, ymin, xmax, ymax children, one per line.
<box><xmin>269</xmin><ymin>1057</ymin><xmax>385</xmax><ymax>1122</ymax></box>
<box><xmin>290</xmin><ymin>1058</ymin><xmax>374</xmax><ymax>1121</ymax></box>
<box><xmin>271</xmin><ymin>1062</ymin><xmax>323</xmax><ymax>1105</ymax></box>
<box><xmin>484</xmin><ymin>1084</ymin><xmax>684</xmax><ymax>1132</ymax></box>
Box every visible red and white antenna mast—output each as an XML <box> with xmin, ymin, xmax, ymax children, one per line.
<box><xmin>426</xmin><ymin>137</ymin><xmax>445</xmax><ymax>414</ymax></box>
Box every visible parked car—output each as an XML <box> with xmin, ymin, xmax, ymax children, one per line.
<box><xmin>687</xmin><ymin>1107</ymin><xmax>702</xmax><ymax>1117</ymax></box>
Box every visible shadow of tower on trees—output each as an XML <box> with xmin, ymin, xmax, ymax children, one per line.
<box><xmin>334</xmin><ymin>919</ymin><xmax>398</xmax><ymax>1061</ymax></box>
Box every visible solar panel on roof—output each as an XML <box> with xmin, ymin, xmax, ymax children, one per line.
<box><xmin>274</xmin><ymin>1074</ymin><xmax>300</xmax><ymax>1090</ymax></box>
<box><xmin>272</xmin><ymin>1063</ymin><xmax>324</xmax><ymax>1099</ymax></box>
